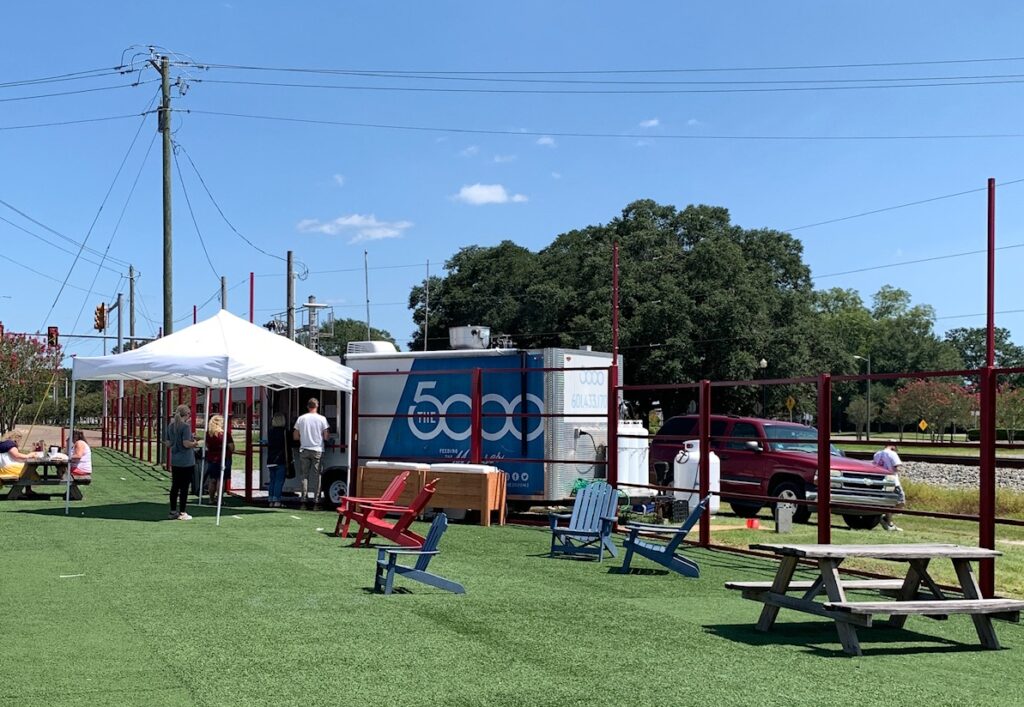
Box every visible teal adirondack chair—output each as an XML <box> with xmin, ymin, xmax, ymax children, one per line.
<box><xmin>549</xmin><ymin>481</ymin><xmax>619</xmax><ymax>562</ymax></box>
<box><xmin>374</xmin><ymin>513</ymin><xmax>465</xmax><ymax>595</ymax></box>
<box><xmin>618</xmin><ymin>495</ymin><xmax>710</xmax><ymax>578</ymax></box>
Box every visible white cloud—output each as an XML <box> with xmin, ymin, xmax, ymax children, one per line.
<box><xmin>296</xmin><ymin>213</ymin><xmax>413</xmax><ymax>244</ymax></box>
<box><xmin>638</xmin><ymin>118</ymin><xmax>660</xmax><ymax>128</ymax></box>
<box><xmin>460</xmin><ymin>145</ymin><xmax>480</xmax><ymax>157</ymax></box>
<box><xmin>687</xmin><ymin>118</ymin><xmax>701</xmax><ymax>127</ymax></box>
<box><xmin>536</xmin><ymin>136</ymin><xmax>556</xmax><ymax>147</ymax></box>
<box><xmin>551</xmin><ymin>171</ymin><xmax>562</xmax><ymax>179</ymax></box>
<box><xmin>493</xmin><ymin>154</ymin><xmax>517</xmax><ymax>163</ymax></box>
<box><xmin>453</xmin><ymin>183</ymin><xmax>528</xmax><ymax>205</ymax></box>
<box><xmin>332</xmin><ymin>174</ymin><xmax>345</xmax><ymax>187</ymax></box>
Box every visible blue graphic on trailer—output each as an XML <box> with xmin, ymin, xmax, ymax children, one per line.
<box><xmin>380</xmin><ymin>354</ymin><xmax>545</xmax><ymax>495</ymax></box>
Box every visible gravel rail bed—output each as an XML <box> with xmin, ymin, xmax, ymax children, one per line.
<box><xmin>901</xmin><ymin>461</ymin><xmax>1024</xmax><ymax>492</ymax></box>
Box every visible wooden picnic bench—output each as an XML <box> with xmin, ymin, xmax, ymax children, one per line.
<box><xmin>4</xmin><ymin>458</ymin><xmax>88</xmax><ymax>501</ymax></box>
<box><xmin>726</xmin><ymin>543</ymin><xmax>1024</xmax><ymax>656</ymax></box>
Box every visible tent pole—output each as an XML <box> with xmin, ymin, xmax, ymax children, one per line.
<box><xmin>216</xmin><ymin>382</ymin><xmax>230</xmax><ymax>527</ymax></box>
<box><xmin>65</xmin><ymin>377</ymin><xmax>77</xmax><ymax>516</ymax></box>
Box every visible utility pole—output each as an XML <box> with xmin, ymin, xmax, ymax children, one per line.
<box><xmin>148</xmin><ymin>54</ymin><xmax>174</xmax><ymax>337</ymax></box>
<box><xmin>221</xmin><ymin>275</ymin><xmax>227</xmax><ymax>310</ymax></box>
<box><xmin>424</xmin><ymin>259</ymin><xmax>429</xmax><ymax>351</ymax></box>
<box><xmin>286</xmin><ymin>250</ymin><xmax>295</xmax><ymax>340</ymax></box>
<box><xmin>128</xmin><ymin>265</ymin><xmax>136</xmax><ymax>349</ymax></box>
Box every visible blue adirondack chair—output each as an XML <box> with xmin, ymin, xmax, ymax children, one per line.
<box><xmin>549</xmin><ymin>481</ymin><xmax>619</xmax><ymax>562</ymax></box>
<box><xmin>374</xmin><ymin>513</ymin><xmax>465</xmax><ymax>595</ymax></box>
<box><xmin>618</xmin><ymin>495</ymin><xmax>711</xmax><ymax>578</ymax></box>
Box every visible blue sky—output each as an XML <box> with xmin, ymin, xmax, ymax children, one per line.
<box><xmin>3</xmin><ymin>1</ymin><xmax>1023</xmax><ymax>360</ymax></box>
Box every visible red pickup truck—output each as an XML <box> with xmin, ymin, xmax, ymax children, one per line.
<box><xmin>651</xmin><ymin>414</ymin><xmax>903</xmax><ymax>530</ymax></box>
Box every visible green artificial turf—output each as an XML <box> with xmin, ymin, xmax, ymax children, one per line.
<box><xmin>3</xmin><ymin>451</ymin><xmax>1024</xmax><ymax>706</ymax></box>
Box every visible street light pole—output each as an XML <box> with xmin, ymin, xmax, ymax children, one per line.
<box><xmin>854</xmin><ymin>354</ymin><xmax>872</xmax><ymax>441</ymax></box>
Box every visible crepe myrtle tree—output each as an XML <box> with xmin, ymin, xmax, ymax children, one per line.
<box><xmin>0</xmin><ymin>332</ymin><xmax>63</xmax><ymax>433</ymax></box>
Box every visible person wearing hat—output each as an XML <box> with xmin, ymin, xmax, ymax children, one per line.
<box><xmin>293</xmin><ymin>397</ymin><xmax>330</xmax><ymax>509</ymax></box>
<box><xmin>872</xmin><ymin>440</ymin><xmax>906</xmax><ymax>532</ymax></box>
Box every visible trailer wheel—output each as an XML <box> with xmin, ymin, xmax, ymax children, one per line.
<box><xmin>843</xmin><ymin>514</ymin><xmax>882</xmax><ymax>530</ymax></box>
<box><xmin>321</xmin><ymin>470</ymin><xmax>348</xmax><ymax>510</ymax></box>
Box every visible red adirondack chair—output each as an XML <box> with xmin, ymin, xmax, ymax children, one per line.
<box><xmin>334</xmin><ymin>470</ymin><xmax>411</xmax><ymax>538</ymax></box>
<box><xmin>351</xmin><ymin>478</ymin><xmax>440</xmax><ymax>548</ymax></box>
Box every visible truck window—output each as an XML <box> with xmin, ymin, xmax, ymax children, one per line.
<box><xmin>726</xmin><ymin>422</ymin><xmax>760</xmax><ymax>450</ymax></box>
<box><xmin>658</xmin><ymin>417</ymin><xmax>697</xmax><ymax>439</ymax></box>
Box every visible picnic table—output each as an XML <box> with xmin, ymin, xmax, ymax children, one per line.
<box><xmin>4</xmin><ymin>457</ymin><xmax>87</xmax><ymax>501</ymax></box>
<box><xmin>726</xmin><ymin>543</ymin><xmax>1024</xmax><ymax>656</ymax></box>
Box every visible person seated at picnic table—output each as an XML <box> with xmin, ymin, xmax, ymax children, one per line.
<box><xmin>69</xmin><ymin>431</ymin><xmax>92</xmax><ymax>480</ymax></box>
<box><xmin>0</xmin><ymin>430</ymin><xmax>41</xmax><ymax>485</ymax></box>
<box><xmin>204</xmin><ymin>414</ymin><xmax>235</xmax><ymax>504</ymax></box>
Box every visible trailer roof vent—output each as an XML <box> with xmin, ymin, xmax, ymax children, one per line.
<box><xmin>346</xmin><ymin>340</ymin><xmax>398</xmax><ymax>354</ymax></box>
<box><xmin>449</xmin><ymin>326</ymin><xmax>490</xmax><ymax>350</ymax></box>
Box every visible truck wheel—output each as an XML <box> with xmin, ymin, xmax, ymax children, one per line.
<box><xmin>772</xmin><ymin>481</ymin><xmax>810</xmax><ymax>524</ymax></box>
<box><xmin>321</xmin><ymin>471</ymin><xmax>348</xmax><ymax>510</ymax></box>
<box><xmin>843</xmin><ymin>514</ymin><xmax>882</xmax><ymax>530</ymax></box>
<box><xmin>729</xmin><ymin>503</ymin><xmax>762</xmax><ymax>518</ymax></box>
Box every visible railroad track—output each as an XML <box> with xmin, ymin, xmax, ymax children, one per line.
<box><xmin>844</xmin><ymin>450</ymin><xmax>1024</xmax><ymax>469</ymax></box>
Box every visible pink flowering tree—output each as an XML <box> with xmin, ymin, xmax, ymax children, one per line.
<box><xmin>0</xmin><ymin>333</ymin><xmax>63</xmax><ymax>433</ymax></box>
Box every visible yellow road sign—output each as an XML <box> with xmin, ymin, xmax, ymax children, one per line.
<box><xmin>918</xmin><ymin>419</ymin><xmax>929</xmax><ymax>432</ymax></box>
<box><xmin>785</xmin><ymin>396</ymin><xmax>796</xmax><ymax>411</ymax></box>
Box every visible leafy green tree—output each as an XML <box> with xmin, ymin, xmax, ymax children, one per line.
<box><xmin>944</xmin><ymin>327</ymin><xmax>1024</xmax><ymax>370</ymax></box>
<box><xmin>318</xmin><ymin>318</ymin><xmax>398</xmax><ymax>356</ymax></box>
<box><xmin>0</xmin><ymin>334</ymin><xmax>63</xmax><ymax>432</ymax></box>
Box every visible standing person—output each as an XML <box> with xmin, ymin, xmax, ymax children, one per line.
<box><xmin>69</xmin><ymin>430</ymin><xmax>92</xmax><ymax>479</ymax></box>
<box><xmin>203</xmin><ymin>414</ymin><xmax>235</xmax><ymax>505</ymax></box>
<box><xmin>872</xmin><ymin>440</ymin><xmax>906</xmax><ymax>532</ymax></box>
<box><xmin>266</xmin><ymin>413</ymin><xmax>288</xmax><ymax>507</ymax></box>
<box><xmin>293</xmin><ymin>397</ymin><xmax>329</xmax><ymax>510</ymax></box>
<box><xmin>164</xmin><ymin>404</ymin><xmax>198</xmax><ymax>520</ymax></box>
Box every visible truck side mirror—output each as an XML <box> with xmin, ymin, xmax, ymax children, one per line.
<box><xmin>745</xmin><ymin>440</ymin><xmax>763</xmax><ymax>452</ymax></box>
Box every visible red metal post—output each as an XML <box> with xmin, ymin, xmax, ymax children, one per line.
<box><xmin>147</xmin><ymin>392</ymin><xmax>153</xmax><ymax>463</ymax></box>
<box><xmin>470</xmin><ymin>369</ymin><xmax>483</xmax><ymax>464</ymax></box>
<box><xmin>979</xmin><ymin>177</ymin><xmax>997</xmax><ymax>597</ymax></box>
<box><xmin>980</xmin><ymin>368</ymin><xmax>997</xmax><ymax>596</ymax></box>
<box><xmin>606</xmin><ymin>363</ymin><xmax>619</xmax><ymax>488</ymax></box>
<box><xmin>350</xmin><ymin>371</ymin><xmax>360</xmax><ymax>488</ymax></box>
<box><xmin>698</xmin><ymin>379</ymin><xmax>711</xmax><ymax>547</ymax></box>
<box><xmin>817</xmin><ymin>374</ymin><xmax>832</xmax><ymax>545</ymax></box>
<box><xmin>130</xmin><ymin>395</ymin><xmax>136</xmax><ymax>459</ymax></box>
<box><xmin>246</xmin><ymin>272</ymin><xmax>254</xmax><ymax>500</ymax></box>
<box><xmin>987</xmin><ymin>178</ymin><xmax>996</xmax><ymax>368</ymax></box>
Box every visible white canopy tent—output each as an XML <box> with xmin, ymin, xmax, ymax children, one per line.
<box><xmin>69</xmin><ymin>309</ymin><xmax>355</xmax><ymax>524</ymax></box>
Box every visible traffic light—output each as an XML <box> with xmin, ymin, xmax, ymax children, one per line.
<box><xmin>94</xmin><ymin>303</ymin><xmax>107</xmax><ymax>331</ymax></box>
<box><xmin>47</xmin><ymin>326</ymin><xmax>59</xmax><ymax>348</ymax></box>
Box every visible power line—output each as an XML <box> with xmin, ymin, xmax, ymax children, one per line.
<box><xmin>172</xmin><ymin>142</ymin><xmax>221</xmax><ymax>283</ymax></box>
<box><xmin>181</xmin><ymin>55</ymin><xmax>1024</xmax><ymax>76</ymax></box>
<box><xmin>814</xmin><ymin>242</ymin><xmax>1024</xmax><ymax>279</ymax></box>
<box><xmin>0</xmin><ymin>201</ymin><xmax>132</xmax><ymax>268</ymax></box>
<box><xmin>195</xmin><ymin>75</ymin><xmax>1024</xmax><ymax>95</ymax></box>
<box><xmin>0</xmin><ymin>214</ymin><xmax>124</xmax><ymax>273</ymax></box>
<box><xmin>0</xmin><ymin>79</ymin><xmax>157</xmax><ymax>103</ymax></box>
<box><xmin>0</xmin><ymin>66</ymin><xmax>124</xmax><ymax>88</ymax></box>
<box><xmin>0</xmin><ymin>113</ymin><xmax>146</xmax><ymax>131</ymax></box>
<box><xmin>38</xmin><ymin>90</ymin><xmax>159</xmax><ymax>330</ymax></box>
<box><xmin>173</xmin><ymin>141</ymin><xmax>291</xmax><ymax>265</ymax></box>
<box><xmin>69</xmin><ymin>130</ymin><xmax>159</xmax><ymax>335</ymax></box>
<box><xmin>788</xmin><ymin>177</ymin><xmax>1024</xmax><ymax>232</ymax></box>
<box><xmin>184</xmin><ymin>109</ymin><xmax>1024</xmax><ymax>142</ymax></box>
